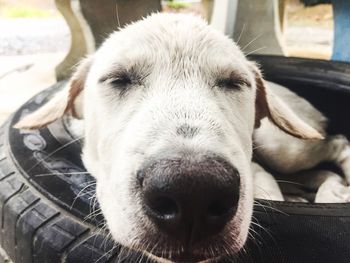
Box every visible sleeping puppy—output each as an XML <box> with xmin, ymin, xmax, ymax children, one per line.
<box><xmin>14</xmin><ymin>13</ymin><xmax>350</xmax><ymax>262</ymax></box>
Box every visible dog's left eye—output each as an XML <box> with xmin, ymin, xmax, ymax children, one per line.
<box><xmin>216</xmin><ymin>77</ymin><xmax>249</xmax><ymax>90</ymax></box>
<box><xmin>99</xmin><ymin>71</ymin><xmax>138</xmax><ymax>89</ymax></box>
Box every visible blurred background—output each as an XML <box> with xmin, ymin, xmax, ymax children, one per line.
<box><xmin>0</xmin><ymin>0</ymin><xmax>336</xmax><ymax>124</ymax></box>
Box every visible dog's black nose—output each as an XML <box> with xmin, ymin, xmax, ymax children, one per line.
<box><xmin>138</xmin><ymin>156</ymin><xmax>240</xmax><ymax>245</ymax></box>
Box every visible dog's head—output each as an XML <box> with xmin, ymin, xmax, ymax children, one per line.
<box><xmin>15</xmin><ymin>13</ymin><xmax>322</xmax><ymax>262</ymax></box>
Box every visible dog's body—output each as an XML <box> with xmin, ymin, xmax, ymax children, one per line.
<box><xmin>15</xmin><ymin>13</ymin><xmax>350</xmax><ymax>262</ymax></box>
<box><xmin>253</xmin><ymin>82</ymin><xmax>350</xmax><ymax>202</ymax></box>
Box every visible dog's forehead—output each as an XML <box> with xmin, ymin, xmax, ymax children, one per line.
<box><xmin>93</xmin><ymin>13</ymin><xmax>250</xmax><ymax>80</ymax></box>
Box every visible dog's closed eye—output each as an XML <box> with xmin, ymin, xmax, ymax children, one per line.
<box><xmin>215</xmin><ymin>71</ymin><xmax>250</xmax><ymax>90</ymax></box>
<box><xmin>99</xmin><ymin>69</ymin><xmax>143</xmax><ymax>97</ymax></box>
<box><xmin>100</xmin><ymin>71</ymin><xmax>136</xmax><ymax>85</ymax></box>
<box><xmin>109</xmin><ymin>73</ymin><xmax>133</xmax><ymax>87</ymax></box>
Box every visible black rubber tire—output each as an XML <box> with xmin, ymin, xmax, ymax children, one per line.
<box><xmin>0</xmin><ymin>127</ymin><xmax>118</xmax><ymax>263</ymax></box>
<box><xmin>0</xmin><ymin>83</ymin><xmax>134</xmax><ymax>263</ymax></box>
<box><xmin>1</xmin><ymin>55</ymin><xmax>350</xmax><ymax>263</ymax></box>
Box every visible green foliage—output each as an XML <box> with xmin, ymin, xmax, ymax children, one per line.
<box><xmin>165</xmin><ymin>0</ymin><xmax>191</xmax><ymax>10</ymax></box>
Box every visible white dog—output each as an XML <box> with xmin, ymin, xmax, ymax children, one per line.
<box><xmin>15</xmin><ymin>13</ymin><xmax>350</xmax><ymax>262</ymax></box>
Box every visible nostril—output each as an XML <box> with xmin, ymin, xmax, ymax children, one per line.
<box><xmin>207</xmin><ymin>201</ymin><xmax>233</xmax><ymax>218</ymax></box>
<box><xmin>146</xmin><ymin>196</ymin><xmax>179</xmax><ymax>220</ymax></box>
<box><xmin>207</xmin><ymin>198</ymin><xmax>236</xmax><ymax>220</ymax></box>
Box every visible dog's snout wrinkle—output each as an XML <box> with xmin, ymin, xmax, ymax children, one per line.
<box><xmin>176</xmin><ymin>124</ymin><xmax>200</xmax><ymax>138</ymax></box>
<box><xmin>139</xmin><ymin>155</ymin><xmax>240</xmax><ymax>246</ymax></box>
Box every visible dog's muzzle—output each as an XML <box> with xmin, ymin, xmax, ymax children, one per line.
<box><xmin>137</xmin><ymin>155</ymin><xmax>240</xmax><ymax>247</ymax></box>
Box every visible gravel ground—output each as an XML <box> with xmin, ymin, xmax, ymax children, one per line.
<box><xmin>0</xmin><ymin>18</ymin><xmax>70</xmax><ymax>55</ymax></box>
<box><xmin>286</xmin><ymin>26</ymin><xmax>332</xmax><ymax>47</ymax></box>
<box><xmin>285</xmin><ymin>25</ymin><xmax>332</xmax><ymax>58</ymax></box>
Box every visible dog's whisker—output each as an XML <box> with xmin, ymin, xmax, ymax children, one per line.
<box><xmin>91</xmin><ymin>223</ymin><xmax>111</xmax><ymax>255</ymax></box>
<box><xmin>250</xmin><ymin>221</ymin><xmax>275</xmax><ymax>244</ymax></box>
<box><xmin>84</xmin><ymin>211</ymin><xmax>102</xmax><ymax>222</ymax></box>
<box><xmin>223</xmin><ymin>238</ymin><xmax>235</xmax><ymax>258</ymax></box>
<box><xmin>86</xmin><ymin>202</ymin><xmax>101</xmax><ymax>222</ymax></box>
<box><xmin>275</xmin><ymin>179</ymin><xmax>304</xmax><ymax>186</ymax></box>
<box><xmin>95</xmin><ymin>238</ymin><xmax>116</xmax><ymax>263</ymax></box>
<box><xmin>250</xmin><ymin>218</ymin><xmax>281</xmax><ymax>257</ymax></box>
<box><xmin>240</xmin><ymin>33</ymin><xmax>264</xmax><ymax>52</ymax></box>
<box><xmin>254</xmin><ymin>194</ymin><xmax>275</xmax><ymax>208</ymax></box>
<box><xmin>235</xmin><ymin>23</ymin><xmax>246</xmax><ymax>45</ymax></box>
<box><xmin>34</xmin><ymin>171</ymin><xmax>91</xmax><ymax>177</ymax></box>
<box><xmin>85</xmin><ymin>199</ymin><xmax>100</xmax><ymax>218</ymax></box>
<box><xmin>78</xmin><ymin>189</ymin><xmax>96</xmax><ymax>196</ymax></box>
<box><xmin>247</xmin><ymin>230</ymin><xmax>257</xmax><ymax>245</ymax></box>
<box><xmin>83</xmin><ymin>209</ymin><xmax>102</xmax><ymax>222</ymax></box>
<box><xmin>246</xmin><ymin>227</ymin><xmax>266</xmax><ymax>261</ymax></box>
<box><xmin>209</xmin><ymin>246</ymin><xmax>217</xmax><ymax>257</ymax></box>
<box><xmin>244</xmin><ymin>46</ymin><xmax>266</xmax><ymax>56</ymax></box>
<box><xmin>254</xmin><ymin>200</ymin><xmax>281</xmax><ymax>215</ymax></box>
<box><xmin>143</xmin><ymin>240</ymin><xmax>152</xmax><ymax>262</ymax></box>
<box><xmin>88</xmin><ymin>192</ymin><xmax>97</xmax><ymax>210</ymax></box>
<box><xmin>254</xmin><ymin>199</ymin><xmax>288</xmax><ymax>216</ymax></box>
<box><xmin>115</xmin><ymin>1</ymin><xmax>121</xmax><ymax>29</ymax></box>
<box><xmin>118</xmin><ymin>243</ymin><xmax>133</xmax><ymax>263</ymax></box>
<box><xmin>253</xmin><ymin>185</ymin><xmax>277</xmax><ymax>201</ymax></box>
<box><xmin>139</xmin><ymin>240</ymin><xmax>152</xmax><ymax>263</ymax></box>
<box><xmin>117</xmin><ymin>245</ymin><xmax>127</xmax><ymax>263</ymax></box>
<box><xmin>70</xmin><ymin>182</ymin><xmax>97</xmax><ymax>209</ymax></box>
<box><xmin>29</xmin><ymin>137</ymin><xmax>84</xmax><ymax>172</ymax></box>
<box><xmin>102</xmin><ymin>230</ymin><xmax>112</xmax><ymax>251</ymax></box>
<box><xmin>248</xmin><ymin>225</ymin><xmax>264</xmax><ymax>244</ymax></box>
<box><xmin>252</xmin><ymin>143</ymin><xmax>269</xmax><ymax>150</ymax></box>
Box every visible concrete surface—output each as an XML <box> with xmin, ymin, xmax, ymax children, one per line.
<box><xmin>0</xmin><ymin>52</ymin><xmax>65</xmax><ymax>124</ymax></box>
<box><xmin>0</xmin><ymin>17</ymin><xmax>68</xmax><ymax>125</ymax></box>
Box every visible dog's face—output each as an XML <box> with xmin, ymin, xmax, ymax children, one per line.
<box><xmin>15</xmin><ymin>14</ymin><xmax>322</xmax><ymax>262</ymax></box>
<box><xmin>85</xmin><ymin>14</ymin><xmax>256</xmax><ymax>261</ymax></box>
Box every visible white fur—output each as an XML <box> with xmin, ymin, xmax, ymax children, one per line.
<box><xmin>83</xmin><ymin>13</ymin><xmax>256</xmax><ymax>258</ymax></box>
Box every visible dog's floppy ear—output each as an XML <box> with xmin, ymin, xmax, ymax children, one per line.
<box><xmin>251</xmin><ymin>63</ymin><xmax>323</xmax><ymax>140</ymax></box>
<box><xmin>14</xmin><ymin>57</ymin><xmax>93</xmax><ymax>130</ymax></box>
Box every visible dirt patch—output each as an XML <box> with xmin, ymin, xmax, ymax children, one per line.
<box><xmin>287</xmin><ymin>2</ymin><xmax>333</xmax><ymax>29</ymax></box>
<box><xmin>284</xmin><ymin>2</ymin><xmax>333</xmax><ymax>59</ymax></box>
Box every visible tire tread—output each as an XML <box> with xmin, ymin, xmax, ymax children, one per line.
<box><xmin>0</xmin><ymin>121</ymin><xmax>118</xmax><ymax>262</ymax></box>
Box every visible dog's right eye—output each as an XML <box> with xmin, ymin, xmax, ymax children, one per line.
<box><xmin>110</xmin><ymin>75</ymin><xmax>132</xmax><ymax>87</ymax></box>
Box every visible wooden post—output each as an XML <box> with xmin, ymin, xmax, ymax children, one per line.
<box><xmin>55</xmin><ymin>0</ymin><xmax>92</xmax><ymax>81</ymax></box>
<box><xmin>55</xmin><ymin>0</ymin><xmax>161</xmax><ymax>80</ymax></box>
<box><xmin>232</xmin><ymin>0</ymin><xmax>285</xmax><ymax>55</ymax></box>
